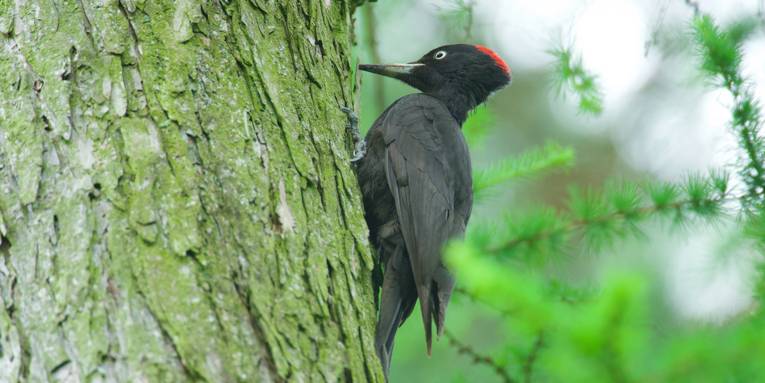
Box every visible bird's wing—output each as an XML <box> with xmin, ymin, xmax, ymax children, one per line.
<box><xmin>381</xmin><ymin>94</ymin><xmax>470</xmax><ymax>354</ymax></box>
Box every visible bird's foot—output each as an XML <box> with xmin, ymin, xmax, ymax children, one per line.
<box><xmin>341</xmin><ymin>106</ymin><xmax>366</xmax><ymax>162</ymax></box>
<box><xmin>350</xmin><ymin>141</ymin><xmax>367</xmax><ymax>163</ymax></box>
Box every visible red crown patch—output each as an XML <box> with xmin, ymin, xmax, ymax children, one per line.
<box><xmin>474</xmin><ymin>45</ymin><xmax>510</xmax><ymax>76</ymax></box>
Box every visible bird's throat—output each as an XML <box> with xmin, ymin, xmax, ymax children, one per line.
<box><xmin>430</xmin><ymin>83</ymin><xmax>488</xmax><ymax>125</ymax></box>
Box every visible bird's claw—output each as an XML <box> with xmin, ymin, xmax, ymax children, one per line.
<box><xmin>341</xmin><ymin>106</ymin><xmax>366</xmax><ymax>162</ymax></box>
<box><xmin>340</xmin><ymin>106</ymin><xmax>358</xmax><ymax>125</ymax></box>
<box><xmin>350</xmin><ymin>141</ymin><xmax>367</xmax><ymax>162</ymax></box>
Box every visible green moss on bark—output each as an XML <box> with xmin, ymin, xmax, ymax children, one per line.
<box><xmin>0</xmin><ymin>0</ymin><xmax>380</xmax><ymax>382</ymax></box>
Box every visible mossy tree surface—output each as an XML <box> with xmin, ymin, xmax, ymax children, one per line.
<box><xmin>0</xmin><ymin>1</ymin><xmax>381</xmax><ymax>382</ymax></box>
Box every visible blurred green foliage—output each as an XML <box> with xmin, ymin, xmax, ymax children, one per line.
<box><xmin>463</xmin><ymin>106</ymin><xmax>494</xmax><ymax>147</ymax></box>
<box><xmin>355</xmin><ymin>1</ymin><xmax>765</xmax><ymax>382</ymax></box>
<box><xmin>472</xmin><ymin>143</ymin><xmax>574</xmax><ymax>199</ymax></box>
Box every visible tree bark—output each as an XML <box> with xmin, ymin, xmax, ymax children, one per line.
<box><xmin>0</xmin><ymin>1</ymin><xmax>382</xmax><ymax>382</ymax></box>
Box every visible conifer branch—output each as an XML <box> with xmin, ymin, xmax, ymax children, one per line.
<box><xmin>473</xmin><ymin>143</ymin><xmax>575</xmax><ymax>198</ymax></box>
<box><xmin>473</xmin><ymin>175</ymin><xmax>733</xmax><ymax>257</ymax></box>
<box><xmin>444</xmin><ymin>330</ymin><xmax>515</xmax><ymax>383</ymax></box>
<box><xmin>693</xmin><ymin>16</ymin><xmax>765</xmax><ymax>210</ymax></box>
<box><xmin>549</xmin><ymin>46</ymin><xmax>603</xmax><ymax>115</ymax></box>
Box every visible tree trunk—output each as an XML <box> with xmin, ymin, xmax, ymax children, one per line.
<box><xmin>0</xmin><ymin>1</ymin><xmax>382</xmax><ymax>382</ymax></box>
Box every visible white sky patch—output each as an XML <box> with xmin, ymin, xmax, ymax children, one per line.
<box><xmin>742</xmin><ymin>36</ymin><xmax>765</xmax><ymax>110</ymax></box>
<box><xmin>664</xmin><ymin>225</ymin><xmax>758</xmax><ymax>323</ymax></box>
<box><xmin>572</xmin><ymin>0</ymin><xmax>656</xmax><ymax>111</ymax></box>
<box><xmin>699</xmin><ymin>0</ymin><xmax>764</xmax><ymax>23</ymax></box>
<box><xmin>617</xmin><ymin>88</ymin><xmax>737</xmax><ymax>180</ymax></box>
<box><xmin>698</xmin><ymin>89</ymin><xmax>741</xmax><ymax>168</ymax></box>
<box><xmin>477</xmin><ymin>0</ymin><xmax>584</xmax><ymax>69</ymax></box>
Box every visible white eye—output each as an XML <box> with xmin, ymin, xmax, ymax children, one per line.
<box><xmin>434</xmin><ymin>51</ymin><xmax>447</xmax><ymax>60</ymax></box>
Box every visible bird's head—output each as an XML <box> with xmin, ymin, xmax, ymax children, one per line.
<box><xmin>360</xmin><ymin>44</ymin><xmax>511</xmax><ymax>120</ymax></box>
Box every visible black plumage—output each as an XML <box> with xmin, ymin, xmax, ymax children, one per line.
<box><xmin>355</xmin><ymin>44</ymin><xmax>511</xmax><ymax>377</ymax></box>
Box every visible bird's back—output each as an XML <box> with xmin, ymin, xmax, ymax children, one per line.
<box><xmin>358</xmin><ymin>94</ymin><xmax>472</xmax><ymax>239</ymax></box>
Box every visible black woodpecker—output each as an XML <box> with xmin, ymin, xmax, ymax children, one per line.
<box><xmin>354</xmin><ymin>44</ymin><xmax>511</xmax><ymax>376</ymax></box>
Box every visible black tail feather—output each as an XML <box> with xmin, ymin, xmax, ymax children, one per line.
<box><xmin>375</xmin><ymin>245</ymin><xmax>416</xmax><ymax>379</ymax></box>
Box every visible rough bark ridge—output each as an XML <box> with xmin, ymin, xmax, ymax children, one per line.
<box><xmin>0</xmin><ymin>0</ymin><xmax>382</xmax><ymax>381</ymax></box>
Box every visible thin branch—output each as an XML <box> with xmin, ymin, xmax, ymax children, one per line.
<box><xmin>463</xmin><ymin>0</ymin><xmax>475</xmax><ymax>40</ymax></box>
<box><xmin>522</xmin><ymin>333</ymin><xmax>545</xmax><ymax>383</ymax></box>
<box><xmin>454</xmin><ymin>286</ymin><xmax>517</xmax><ymax>317</ymax></box>
<box><xmin>444</xmin><ymin>329</ymin><xmax>516</xmax><ymax>383</ymax></box>
<box><xmin>362</xmin><ymin>4</ymin><xmax>385</xmax><ymax>113</ymax></box>
<box><xmin>683</xmin><ymin>0</ymin><xmax>701</xmax><ymax>16</ymax></box>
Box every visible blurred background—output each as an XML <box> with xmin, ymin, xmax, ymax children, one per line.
<box><xmin>352</xmin><ymin>0</ymin><xmax>765</xmax><ymax>381</ymax></box>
